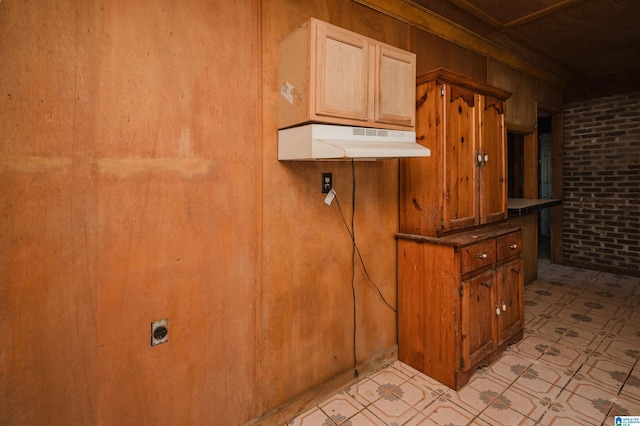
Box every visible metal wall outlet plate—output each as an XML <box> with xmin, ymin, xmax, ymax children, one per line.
<box><xmin>151</xmin><ymin>318</ymin><xmax>168</xmax><ymax>346</ymax></box>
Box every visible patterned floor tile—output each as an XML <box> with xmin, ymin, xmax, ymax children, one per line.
<box><xmin>446</xmin><ymin>375</ymin><xmax>508</xmax><ymax>413</ymax></box>
<box><xmin>369</xmin><ymin>368</ymin><xmax>408</xmax><ymax>387</ymax></box>
<box><xmin>366</xmin><ymin>392</ymin><xmax>419</xmax><ymax>425</ymax></box>
<box><xmin>419</xmin><ymin>399</ymin><xmax>475</xmax><ymax>426</ymax></box>
<box><xmin>389</xmin><ymin>360</ymin><xmax>420</xmax><ymax>379</ymax></box>
<box><xmin>620</xmin><ymin>365</ymin><xmax>640</xmax><ymax>402</ymax></box>
<box><xmin>511</xmin><ymin>360</ymin><xmax>570</xmax><ymax>394</ymax></box>
<box><xmin>490</xmin><ymin>385</ymin><xmax>548</xmax><ymax>421</ymax></box>
<box><xmin>555</xmin><ymin>388</ymin><xmax>613</xmax><ymax>425</ymax></box>
<box><xmin>344</xmin><ymin>377</ymin><xmax>385</xmax><ymax>406</ymax></box>
<box><xmin>611</xmin><ymin>320</ymin><xmax>640</xmax><ymax>342</ymax></box>
<box><xmin>606</xmin><ymin>394</ymin><xmax>640</xmax><ymax>419</ymax></box>
<box><xmin>578</xmin><ymin>357</ymin><xmax>634</xmax><ymax>393</ymax></box>
<box><xmin>481</xmin><ymin>352</ymin><xmax>534</xmax><ymax>384</ymax></box>
<box><xmin>395</xmin><ymin>378</ymin><xmax>440</xmax><ymax>411</ymax></box>
<box><xmin>283</xmin><ymin>262</ymin><xmax>640</xmax><ymax>426</ymax></box>
<box><xmin>410</xmin><ymin>373</ymin><xmax>449</xmax><ymax>398</ymax></box>
<box><xmin>287</xmin><ymin>406</ymin><xmax>336</xmax><ymax>426</ymax></box>
<box><xmin>538</xmin><ymin>412</ymin><xmax>598</xmax><ymax>425</ymax></box>
<box><xmin>344</xmin><ymin>409</ymin><xmax>385</xmax><ymax>426</ymax></box>
<box><xmin>595</xmin><ymin>337</ymin><xmax>640</xmax><ymax>366</ymax></box>
<box><xmin>509</xmin><ymin>334</ymin><xmax>558</xmax><ymax>360</ymax></box>
<box><xmin>319</xmin><ymin>392</ymin><xmax>363</xmax><ymax>424</ymax></box>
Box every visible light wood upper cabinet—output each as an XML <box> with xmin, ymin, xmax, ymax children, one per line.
<box><xmin>278</xmin><ymin>18</ymin><xmax>415</xmax><ymax>130</ymax></box>
<box><xmin>400</xmin><ymin>68</ymin><xmax>511</xmax><ymax>236</ymax></box>
<box><xmin>375</xmin><ymin>44</ymin><xmax>416</xmax><ymax>126</ymax></box>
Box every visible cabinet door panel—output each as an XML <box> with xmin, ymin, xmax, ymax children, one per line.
<box><xmin>496</xmin><ymin>259</ymin><xmax>524</xmax><ymax>344</ymax></box>
<box><xmin>375</xmin><ymin>44</ymin><xmax>415</xmax><ymax>126</ymax></box>
<box><xmin>316</xmin><ymin>24</ymin><xmax>369</xmax><ymax>121</ymax></box>
<box><xmin>461</xmin><ymin>270</ymin><xmax>497</xmax><ymax>371</ymax></box>
<box><xmin>443</xmin><ymin>85</ymin><xmax>478</xmax><ymax>233</ymax></box>
<box><xmin>479</xmin><ymin>96</ymin><xmax>507</xmax><ymax>224</ymax></box>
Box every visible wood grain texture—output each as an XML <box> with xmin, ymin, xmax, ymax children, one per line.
<box><xmin>261</xmin><ymin>0</ymin><xmax>406</xmax><ymax>413</ymax></box>
<box><xmin>1</xmin><ymin>1</ymin><xmax>260</xmax><ymax>424</ymax></box>
<box><xmin>488</xmin><ymin>61</ymin><xmax>537</xmax><ymax>130</ymax></box>
<box><xmin>401</xmin><ymin>69</ymin><xmax>509</xmax><ymax>237</ymax></box>
<box><xmin>397</xmin><ymin>227</ymin><xmax>523</xmax><ymax>389</ymax></box>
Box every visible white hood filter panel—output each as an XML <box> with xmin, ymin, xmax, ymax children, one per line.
<box><xmin>278</xmin><ymin>124</ymin><xmax>431</xmax><ymax>161</ymax></box>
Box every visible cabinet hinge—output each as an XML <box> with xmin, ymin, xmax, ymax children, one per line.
<box><xmin>460</xmin><ymin>357</ymin><xmax>464</xmax><ymax>369</ymax></box>
<box><xmin>459</xmin><ymin>286</ymin><xmax>464</xmax><ymax>297</ymax></box>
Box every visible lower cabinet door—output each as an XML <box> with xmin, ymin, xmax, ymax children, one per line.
<box><xmin>460</xmin><ymin>270</ymin><xmax>498</xmax><ymax>371</ymax></box>
<box><xmin>496</xmin><ymin>259</ymin><xmax>524</xmax><ymax>344</ymax></box>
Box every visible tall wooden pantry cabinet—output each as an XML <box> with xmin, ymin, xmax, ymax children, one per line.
<box><xmin>398</xmin><ymin>68</ymin><xmax>524</xmax><ymax>390</ymax></box>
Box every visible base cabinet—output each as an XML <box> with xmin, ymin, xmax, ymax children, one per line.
<box><xmin>398</xmin><ymin>225</ymin><xmax>523</xmax><ymax>389</ymax></box>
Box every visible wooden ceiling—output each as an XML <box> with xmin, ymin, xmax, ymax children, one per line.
<box><xmin>406</xmin><ymin>0</ymin><xmax>640</xmax><ymax>83</ymax></box>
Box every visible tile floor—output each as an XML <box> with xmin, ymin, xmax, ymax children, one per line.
<box><xmin>286</xmin><ymin>259</ymin><xmax>640</xmax><ymax>425</ymax></box>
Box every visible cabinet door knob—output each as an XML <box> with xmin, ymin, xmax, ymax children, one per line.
<box><xmin>501</xmin><ymin>299</ymin><xmax>507</xmax><ymax>311</ymax></box>
<box><xmin>495</xmin><ymin>304</ymin><xmax>501</xmax><ymax>316</ymax></box>
<box><xmin>476</xmin><ymin>253</ymin><xmax>488</xmax><ymax>259</ymax></box>
<box><xmin>509</xmin><ymin>244</ymin><xmax>518</xmax><ymax>249</ymax></box>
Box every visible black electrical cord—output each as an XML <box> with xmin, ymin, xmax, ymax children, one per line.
<box><xmin>333</xmin><ymin>176</ymin><xmax>397</xmax><ymax>312</ymax></box>
<box><xmin>330</xmin><ymin>160</ymin><xmax>398</xmax><ymax>379</ymax></box>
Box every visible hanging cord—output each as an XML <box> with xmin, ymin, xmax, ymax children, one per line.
<box><xmin>330</xmin><ymin>161</ymin><xmax>398</xmax><ymax>378</ymax></box>
<box><xmin>350</xmin><ymin>159</ymin><xmax>358</xmax><ymax>378</ymax></box>
<box><xmin>333</xmin><ymin>179</ymin><xmax>397</xmax><ymax>312</ymax></box>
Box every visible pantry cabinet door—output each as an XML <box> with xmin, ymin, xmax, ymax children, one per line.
<box><xmin>374</xmin><ymin>44</ymin><xmax>415</xmax><ymax>127</ymax></box>
<box><xmin>315</xmin><ymin>23</ymin><xmax>369</xmax><ymax>121</ymax></box>
<box><xmin>442</xmin><ymin>84</ymin><xmax>479</xmax><ymax>233</ymax></box>
<box><xmin>479</xmin><ymin>95</ymin><xmax>507</xmax><ymax>225</ymax></box>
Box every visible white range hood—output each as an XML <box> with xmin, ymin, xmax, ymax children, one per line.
<box><xmin>278</xmin><ymin>124</ymin><xmax>431</xmax><ymax>160</ymax></box>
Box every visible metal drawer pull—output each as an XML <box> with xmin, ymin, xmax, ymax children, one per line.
<box><xmin>495</xmin><ymin>304</ymin><xmax>501</xmax><ymax>316</ymax></box>
<box><xmin>476</xmin><ymin>253</ymin><xmax>488</xmax><ymax>259</ymax></box>
<box><xmin>508</xmin><ymin>244</ymin><xmax>518</xmax><ymax>249</ymax></box>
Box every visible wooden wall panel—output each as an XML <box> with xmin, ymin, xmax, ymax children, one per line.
<box><xmin>0</xmin><ymin>2</ymin><xmax>99</xmax><ymax>424</ymax></box>
<box><xmin>410</xmin><ymin>26</ymin><xmax>487</xmax><ymax>80</ymax></box>
<box><xmin>1</xmin><ymin>1</ymin><xmax>260</xmax><ymax>425</ymax></box>
<box><xmin>538</xmin><ymin>80</ymin><xmax>563</xmax><ymax>112</ymax></box>
<box><xmin>488</xmin><ymin>60</ymin><xmax>537</xmax><ymax>130</ymax></box>
<box><xmin>260</xmin><ymin>0</ymin><xmax>405</xmax><ymax>413</ymax></box>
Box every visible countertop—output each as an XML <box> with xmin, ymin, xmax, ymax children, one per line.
<box><xmin>508</xmin><ymin>198</ymin><xmax>562</xmax><ymax>216</ymax></box>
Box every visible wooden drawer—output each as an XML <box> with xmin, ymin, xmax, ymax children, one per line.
<box><xmin>497</xmin><ymin>232</ymin><xmax>523</xmax><ymax>261</ymax></box>
<box><xmin>461</xmin><ymin>240</ymin><xmax>496</xmax><ymax>274</ymax></box>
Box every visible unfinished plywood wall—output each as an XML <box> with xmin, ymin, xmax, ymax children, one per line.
<box><xmin>1</xmin><ymin>0</ymin><xmax>551</xmax><ymax>424</ymax></box>
<box><xmin>1</xmin><ymin>0</ymin><xmax>260</xmax><ymax>424</ymax></box>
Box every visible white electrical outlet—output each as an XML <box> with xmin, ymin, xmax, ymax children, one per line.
<box><xmin>151</xmin><ymin>318</ymin><xmax>168</xmax><ymax>346</ymax></box>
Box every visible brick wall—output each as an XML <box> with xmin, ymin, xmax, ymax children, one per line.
<box><xmin>563</xmin><ymin>91</ymin><xmax>640</xmax><ymax>276</ymax></box>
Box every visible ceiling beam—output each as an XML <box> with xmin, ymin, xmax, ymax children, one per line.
<box><xmin>503</xmin><ymin>0</ymin><xmax>585</xmax><ymax>29</ymax></box>
<box><xmin>353</xmin><ymin>0</ymin><xmax>572</xmax><ymax>87</ymax></box>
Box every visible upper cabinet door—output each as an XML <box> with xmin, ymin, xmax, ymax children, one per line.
<box><xmin>442</xmin><ymin>84</ymin><xmax>479</xmax><ymax>233</ymax></box>
<box><xmin>374</xmin><ymin>44</ymin><xmax>416</xmax><ymax>127</ymax></box>
<box><xmin>315</xmin><ymin>24</ymin><xmax>369</xmax><ymax>121</ymax></box>
<box><xmin>479</xmin><ymin>95</ymin><xmax>507</xmax><ymax>225</ymax></box>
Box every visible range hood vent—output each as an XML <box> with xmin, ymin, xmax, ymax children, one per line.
<box><xmin>278</xmin><ymin>124</ymin><xmax>431</xmax><ymax>161</ymax></box>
